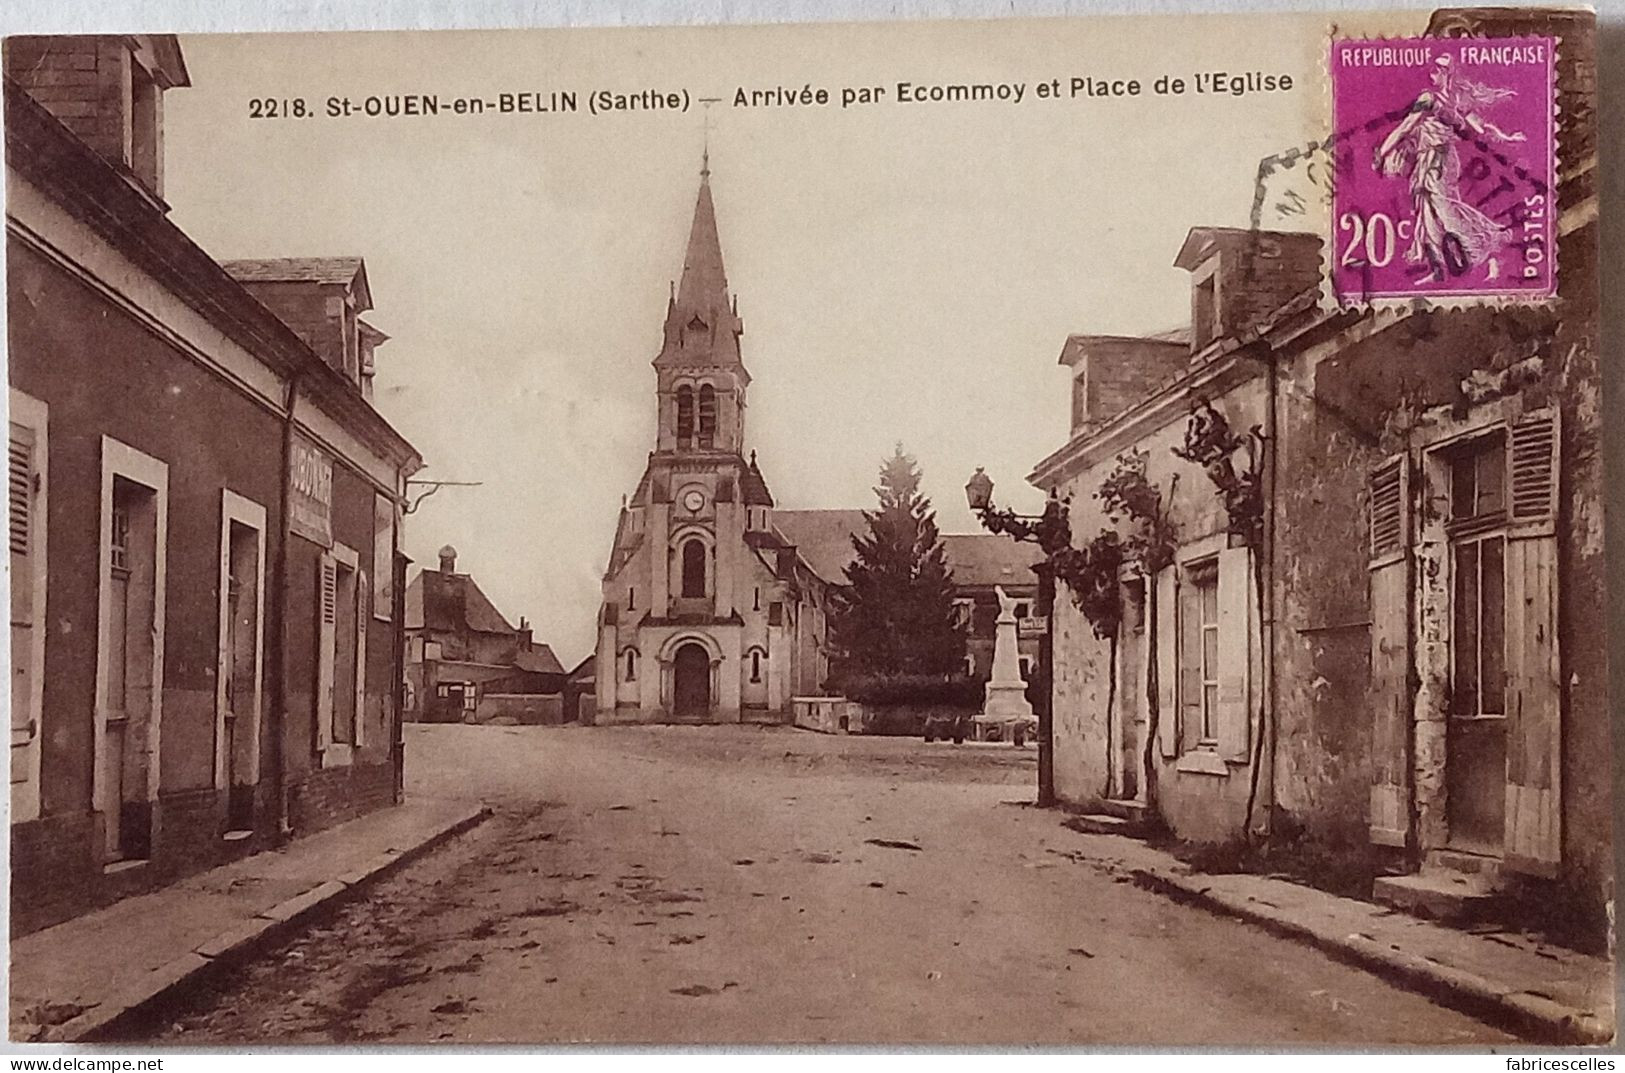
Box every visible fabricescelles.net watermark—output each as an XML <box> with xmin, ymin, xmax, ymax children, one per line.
<box><xmin>1505</xmin><ymin>1062</ymin><xmax>1616</xmax><ymax>1071</ymax></box>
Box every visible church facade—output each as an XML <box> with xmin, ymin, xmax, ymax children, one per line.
<box><xmin>594</xmin><ymin>164</ymin><xmax>1046</xmax><ymax>725</ymax></box>
<box><xmin>594</xmin><ymin>164</ymin><xmax>835</xmax><ymax>724</ymax></box>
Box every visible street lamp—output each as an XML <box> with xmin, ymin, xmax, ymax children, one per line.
<box><xmin>965</xmin><ymin>468</ymin><xmax>1071</xmax><ymax>808</ymax></box>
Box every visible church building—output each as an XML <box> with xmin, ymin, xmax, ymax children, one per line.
<box><xmin>594</xmin><ymin>161</ymin><xmax>1045</xmax><ymax>725</ymax></box>
<box><xmin>594</xmin><ymin>161</ymin><xmax>835</xmax><ymax>723</ymax></box>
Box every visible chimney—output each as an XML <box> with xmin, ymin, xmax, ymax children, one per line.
<box><xmin>438</xmin><ymin>545</ymin><xmax>457</xmax><ymax>574</ymax></box>
<box><xmin>518</xmin><ymin>616</ymin><xmax>532</xmax><ymax>650</ymax></box>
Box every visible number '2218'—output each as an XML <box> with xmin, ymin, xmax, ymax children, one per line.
<box><xmin>248</xmin><ymin>98</ymin><xmax>309</xmax><ymax>118</ymax></box>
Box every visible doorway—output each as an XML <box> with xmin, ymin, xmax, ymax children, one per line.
<box><xmin>1445</xmin><ymin>434</ymin><xmax>1508</xmax><ymax>855</ymax></box>
<box><xmin>1114</xmin><ymin>578</ymin><xmax>1147</xmax><ymax>801</ymax></box>
<box><xmin>673</xmin><ymin>643</ymin><xmax>711</xmax><ymax>717</ymax></box>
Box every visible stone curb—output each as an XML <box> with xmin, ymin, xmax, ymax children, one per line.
<box><xmin>47</xmin><ymin>804</ymin><xmax>493</xmax><ymax>1044</ymax></box>
<box><xmin>1129</xmin><ymin>866</ymin><xmax>1614</xmax><ymax>1046</ymax></box>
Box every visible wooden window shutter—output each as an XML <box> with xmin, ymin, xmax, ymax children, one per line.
<box><xmin>1216</xmin><ymin>546</ymin><xmax>1252</xmax><ymax>763</ymax></box>
<box><xmin>1507</xmin><ymin>409</ymin><xmax>1559</xmax><ymax>537</ymax></box>
<box><xmin>1154</xmin><ymin>566</ymin><xmax>1179</xmax><ymax>758</ymax></box>
<box><xmin>9</xmin><ymin>426</ymin><xmax>34</xmax><ymax>556</ymax></box>
<box><xmin>1503</xmin><ymin>409</ymin><xmax>1561</xmax><ymax>876</ymax></box>
<box><xmin>1366</xmin><ymin>453</ymin><xmax>1412</xmax><ymax>847</ymax></box>
<box><xmin>315</xmin><ymin>554</ymin><xmax>337</xmax><ymax>751</ymax></box>
<box><xmin>354</xmin><ymin>572</ymin><xmax>368</xmax><ymax>748</ymax></box>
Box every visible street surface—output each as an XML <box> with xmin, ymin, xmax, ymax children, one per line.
<box><xmin>151</xmin><ymin>724</ymin><xmax>1512</xmax><ymax>1045</ymax></box>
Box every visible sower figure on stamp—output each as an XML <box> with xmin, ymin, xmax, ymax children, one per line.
<box><xmin>1373</xmin><ymin>54</ymin><xmax>1526</xmax><ymax>282</ymax></box>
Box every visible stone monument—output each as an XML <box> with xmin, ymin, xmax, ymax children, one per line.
<box><xmin>976</xmin><ymin>585</ymin><xmax>1035</xmax><ymax>739</ymax></box>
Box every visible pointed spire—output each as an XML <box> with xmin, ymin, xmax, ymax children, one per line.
<box><xmin>654</xmin><ymin>153</ymin><xmax>747</xmax><ymax>376</ymax></box>
<box><xmin>675</xmin><ymin>165</ymin><xmax>730</xmax><ymax>322</ymax></box>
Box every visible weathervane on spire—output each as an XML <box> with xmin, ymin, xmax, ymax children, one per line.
<box><xmin>699</xmin><ymin>96</ymin><xmax>722</xmax><ymax>177</ymax></box>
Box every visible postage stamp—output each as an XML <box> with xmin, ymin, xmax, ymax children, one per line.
<box><xmin>1327</xmin><ymin>36</ymin><xmax>1557</xmax><ymax>306</ymax></box>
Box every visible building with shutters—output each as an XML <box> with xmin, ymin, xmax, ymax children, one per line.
<box><xmin>5</xmin><ymin>35</ymin><xmax>422</xmax><ymax>934</ymax></box>
<box><xmin>1030</xmin><ymin>6</ymin><xmax>1607</xmax><ymax>937</ymax></box>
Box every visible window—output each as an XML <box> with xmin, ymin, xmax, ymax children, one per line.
<box><xmin>1194</xmin><ymin>273</ymin><xmax>1219</xmax><ymax>348</ymax></box>
<box><xmin>625</xmin><ymin>649</ymin><xmax>638</xmax><ymax>681</ymax></box>
<box><xmin>129</xmin><ymin>62</ymin><xmax>160</xmax><ymax>193</ymax></box>
<box><xmin>964</xmin><ymin>655</ymin><xmax>977</xmax><ymax>677</ymax></box>
<box><xmin>698</xmin><ymin>385</ymin><xmax>718</xmax><ymax>448</ymax></box>
<box><xmin>676</xmin><ymin>386</ymin><xmax>695</xmax><ymax>446</ymax></box>
<box><xmin>681</xmin><ymin>539</ymin><xmax>706</xmax><ymax>598</ymax></box>
<box><xmin>1179</xmin><ymin>560</ymin><xmax>1220</xmax><ymax>745</ymax></box>
<box><xmin>1071</xmin><ymin>371</ymin><xmax>1089</xmax><ymax>429</ymax></box>
<box><xmin>750</xmin><ymin>649</ymin><xmax>763</xmax><ymax>683</ymax></box>
<box><xmin>1015</xmin><ymin>602</ymin><xmax>1029</xmax><ymax>619</ymax></box>
<box><xmin>753</xmin><ymin>586</ymin><xmax>761</xmax><ymax>612</ymax></box>
<box><xmin>627</xmin><ymin>587</ymin><xmax>636</xmax><ymax>611</ymax></box>
<box><xmin>1019</xmin><ymin>656</ymin><xmax>1032</xmax><ymax>681</ymax></box>
<box><xmin>1447</xmin><ymin>435</ymin><xmax>1508</xmax><ymax>718</ymax></box>
<box><xmin>953</xmin><ymin>598</ymin><xmax>974</xmax><ymax>631</ymax></box>
<box><xmin>316</xmin><ymin>543</ymin><xmax>364</xmax><ymax>763</ymax></box>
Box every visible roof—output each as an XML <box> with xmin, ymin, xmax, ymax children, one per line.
<box><xmin>404</xmin><ymin>569</ymin><xmax>517</xmax><ymax>635</ymax></box>
<box><xmin>514</xmin><ymin>644</ymin><xmax>566</xmax><ymax>676</ymax></box>
<box><xmin>1059</xmin><ymin>331</ymin><xmax>1190</xmax><ymax>367</ymax></box>
<box><xmin>770</xmin><ymin>510</ymin><xmax>1041</xmax><ymax>590</ymax></box>
<box><xmin>654</xmin><ymin>168</ymin><xmax>745</xmax><ymax>370</ymax></box>
<box><xmin>568</xmin><ymin>655</ymin><xmax>596</xmax><ymax>683</ymax></box>
<box><xmin>740</xmin><ymin>452</ymin><xmax>775</xmax><ymax>507</ymax></box>
<box><xmin>222</xmin><ymin>257</ymin><xmax>374</xmax><ymax>310</ymax></box>
<box><xmin>1173</xmin><ymin>227</ymin><xmax>1319</xmax><ymax>271</ymax></box>
<box><xmin>939</xmin><ymin>534</ymin><xmax>1044</xmax><ymax>589</ymax></box>
<box><xmin>2</xmin><ymin>83</ymin><xmax>420</xmax><ymax>474</ymax></box>
<box><xmin>771</xmin><ymin>509</ymin><xmax>868</xmax><ymax>582</ymax></box>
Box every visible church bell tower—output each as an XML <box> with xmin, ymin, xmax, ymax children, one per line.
<box><xmin>653</xmin><ymin>154</ymin><xmax>750</xmax><ymax>454</ymax></box>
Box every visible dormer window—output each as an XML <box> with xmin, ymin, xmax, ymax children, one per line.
<box><xmin>1193</xmin><ymin>272</ymin><xmax>1219</xmax><ymax>349</ymax></box>
<box><xmin>129</xmin><ymin>62</ymin><xmax>161</xmax><ymax>195</ymax></box>
<box><xmin>687</xmin><ymin>314</ymin><xmax>707</xmax><ymax>333</ymax></box>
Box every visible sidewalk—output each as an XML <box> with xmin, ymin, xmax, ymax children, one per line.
<box><xmin>9</xmin><ymin>796</ymin><xmax>490</xmax><ymax>1043</ymax></box>
<box><xmin>1044</xmin><ymin>820</ymin><xmax>1615</xmax><ymax>1045</ymax></box>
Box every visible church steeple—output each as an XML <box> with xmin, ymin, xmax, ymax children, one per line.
<box><xmin>657</xmin><ymin>162</ymin><xmax>746</xmax><ymax>375</ymax></box>
<box><xmin>653</xmin><ymin>157</ymin><xmax>750</xmax><ymax>455</ymax></box>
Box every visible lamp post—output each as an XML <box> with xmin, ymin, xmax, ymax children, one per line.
<box><xmin>965</xmin><ymin>467</ymin><xmax>1071</xmax><ymax>808</ymax></box>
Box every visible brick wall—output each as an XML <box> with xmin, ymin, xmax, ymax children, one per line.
<box><xmin>4</xmin><ymin>37</ymin><xmax>127</xmax><ymax>171</ymax></box>
<box><xmin>1085</xmin><ymin>339</ymin><xmax>1191</xmax><ymax>427</ymax></box>
<box><xmin>10</xmin><ymin>811</ymin><xmax>98</xmax><ymax>936</ymax></box>
<box><xmin>1216</xmin><ymin>232</ymin><xmax>1321</xmax><ymax>339</ymax></box>
<box><xmin>233</xmin><ymin>280</ymin><xmax>346</xmax><ymax>375</ymax></box>
<box><xmin>287</xmin><ymin>762</ymin><xmax>396</xmax><ymax>837</ymax></box>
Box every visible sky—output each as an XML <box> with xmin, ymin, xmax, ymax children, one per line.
<box><xmin>160</xmin><ymin>12</ymin><xmax>1365</xmax><ymax>666</ymax></box>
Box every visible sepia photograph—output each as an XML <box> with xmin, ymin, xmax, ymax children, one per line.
<box><xmin>1</xmin><ymin>3</ymin><xmax>1614</xmax><ymax>1050</ymax></box>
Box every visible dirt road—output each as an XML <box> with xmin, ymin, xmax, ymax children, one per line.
<box><xmin>150</xmin><ymin>724</ymin><xmax>1511</xmax><ymax>1045</ymax></box>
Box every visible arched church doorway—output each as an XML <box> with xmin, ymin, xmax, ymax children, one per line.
<box><xmin>673</xmin><ymin>642</ymin><xmax>711</xmax><ymax>717</ymax></box>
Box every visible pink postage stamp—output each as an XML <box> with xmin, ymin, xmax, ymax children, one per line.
<box><xmin>1328</xmin><ymin>36</ymin><xmax>1556</xmax><ymax>306</ymax></box>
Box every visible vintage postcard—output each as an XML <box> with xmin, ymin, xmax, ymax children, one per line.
<box><xmin>3</xmin><ymin>6</ymin><xmax>1611</xmax><ymax>1049</ymax></box>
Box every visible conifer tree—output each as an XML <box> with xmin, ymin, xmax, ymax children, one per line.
<box><xmin>831</xmin><ymin>444</ymin><xmax>967</xmax><ymax>678</ymax></box>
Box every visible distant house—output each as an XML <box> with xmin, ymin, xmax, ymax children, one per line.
<box><xmin>404</xmin><ymin>546</ymin><xmax>567</xmax><ymax>724</ymax></box>
<box><xmin>566</xmin><ymin>655</ymin><xmax>596</xmax><ymax>725</ymax></box>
